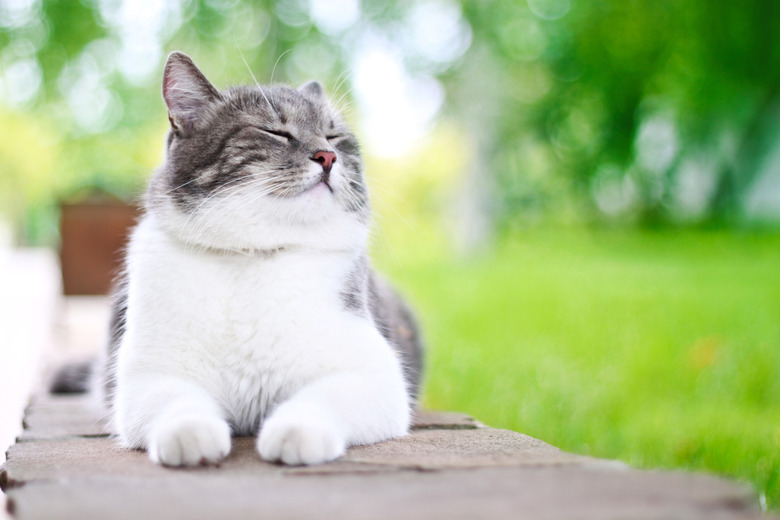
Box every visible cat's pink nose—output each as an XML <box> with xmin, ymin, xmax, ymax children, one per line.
<box><xmin>312</xmin><ymin>150</ymin><xmax>337</xmax><ymax>174</ymax></box>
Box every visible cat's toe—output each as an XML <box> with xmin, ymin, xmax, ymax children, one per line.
<box><xmin>149</xmin><ymin>415</ymin><xmax>231</xmax><ymax>467</ymax></box>
<box><xmin>257</xmin><ymin>415</ymin><xmax>344</xmax><ymax>465</ymax></box>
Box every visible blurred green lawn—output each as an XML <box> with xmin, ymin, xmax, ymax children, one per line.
<box><xmin>377</xmin><ymin>226</ymin><xmax>780</xmax><ymax>509</ymax></box>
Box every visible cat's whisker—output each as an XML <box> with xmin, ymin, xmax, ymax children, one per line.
<box><xmin>332</xmin><ymin>87</ymin><xmax>354</xmax><ymax>113</ymax></box>
<box><xmin>236</xmin><ymin>48</ymin><xmax>279</xmax><ymax>118</ymax></box>
<box><xmin>332</xmin><ymin>96</ymin><xmax>354</xmax><ymax>116</ymax></box>
<box><xmin>367</xmin><ymin>181</ymin><xmax>404</xmax><ymax>209</ymax></box>
<box><xmin>236</xmin><ymin>46</ymin><xmax>260</xmax><ymax>89</ymax></box>
<box><xmin>360</xmin><ymin>183</ymin><xmax>415</xmax><ymax>275</ymax></box>
<box><xmin>365</xmin><ymin>177</ymin><xmax>413</xmax><ymax>229</ymax></box>
<box><xmin>179</xmin><ymin>175</ymin><xmax>254</xmax><ymax>245</ymax></box>
<box><xmin>339</xmin><ymin>181</ymin><xmax>367</xmax><ymax>212</ymax></box>
<box><xmin>165</xmin><ymin>177</ymin><xmax>200</xmax><ymax>194</ymax></box>
<box><xmin>270</xmin><ymin>49</ymin><xmax>293</xmax><ymax>85</ymax></box>
<box><xmin>179</xmin><ymin>173</ymin><xmax>281</xmax><ymax>248</ymax></box>
<box><xmin>186</xmin><ymin>179</ymin><xmax>277</xmax><ymax>237</ymax></box>
<box><xmin>332</xmin><ymin>69</ymin><xmax>354</xmax><ymax>98</ymax></box>
<box><xmin>372</xmin><ymin>191</ymin><xmax>414</xmax><ymax>233</ymax></box>
<box><xmin>334</xmin><ymin>103</ymin><xmax>355</xmax><ymax>121</ymax></box>
<box><xmin>197</xmin><ymin>183</ymin><xmax>292</xmax><ymax>247</ymax></box>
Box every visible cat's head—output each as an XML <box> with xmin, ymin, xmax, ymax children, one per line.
<box><xmin>147</xmin><ymin>51</ymin><xmax>369</xmax><ymax>254</ymax></box>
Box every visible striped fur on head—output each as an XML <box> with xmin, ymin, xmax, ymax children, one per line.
<box><xmin>147</xmin><ymin>52</ymin><xmax>369</xmax><ymax>254</ymax></box>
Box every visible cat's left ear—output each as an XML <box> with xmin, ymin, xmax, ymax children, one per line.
<box><xmin>299</xmin><ymin>81</ymin><xmax>325</xmax><ymax>100</ymax></box>
<box><xmin>162</xmin><ymin>51</ymin><xmax>222</xmax><ymax>135</ymax></box>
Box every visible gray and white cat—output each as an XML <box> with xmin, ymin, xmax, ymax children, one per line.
<box><xmin>97</xmin><ymin>52</ymin><xmax>422</xmax><ymax>466</ymax></box>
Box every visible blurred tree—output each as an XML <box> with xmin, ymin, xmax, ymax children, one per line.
<box><xmin>454</xmin><ymin>0</ymin><xmax>780</xmax><ymax>227</ymax></box>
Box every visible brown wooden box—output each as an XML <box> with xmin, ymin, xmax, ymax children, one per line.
<box><xmin>59</xmin><ymin>200</ymin><xmax>140</xmax><ymax>295</ymax></box>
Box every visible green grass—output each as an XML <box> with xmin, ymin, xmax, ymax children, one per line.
<box><xmin>377</xmin><ymin>228</ymin><xmax>780</xmax><ymax>510</ymax></box>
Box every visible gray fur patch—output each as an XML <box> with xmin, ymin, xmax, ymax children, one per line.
<box><xmin>367</xmin><ymin>272</ymin><xmax>424</xmax><ymax>402</ymax></box>
<box><xmin>341</xmin><ymin>255</ymin><xmax>370</xmax><ymax>316</ymax></box>
<box><xmin>341</xmin><ymin>257</ymin><xmax>424</xmax><ymax>401</ymax></box>
<box><xmin>103</xmin><ymin>272</ymin><xmax>128</xmax><ymax>407</ymax></box>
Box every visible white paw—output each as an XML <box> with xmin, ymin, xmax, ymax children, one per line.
<box><xmin>257</xmin><ymin>411</ymin><xmax>345</xmax><ymax>466</ymax></box>
<box><xmin>148</xmin><ymin>414</ymin><xmax>231</xmax><ymax>467</ymax></box>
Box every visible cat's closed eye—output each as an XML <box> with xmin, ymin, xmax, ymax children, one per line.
<box><xmin>262</xmin><ymin>128</ymin><xmax>295</xmax><ymax>141</ymax></box>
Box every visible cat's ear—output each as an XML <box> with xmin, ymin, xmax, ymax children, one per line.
<box><xmin>162</xmin><ymin>51</ymin><xmax>221</xmax><ymax>135</ymax></box>
<box><xmin>299</xmin><ymin>81</ymin><xmax>325</xmax><ymax>100</ymax></box>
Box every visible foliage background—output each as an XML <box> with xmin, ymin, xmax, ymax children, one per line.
<box><xmin>1</xmin><ymin>0</ymin><xmax>778</xmax><ymax>510</ymax></box>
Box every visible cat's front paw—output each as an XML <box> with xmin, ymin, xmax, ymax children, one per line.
<box><xmin>257</xmin><ymin>411</ymin><xmax>345</xmax><ymax>466</ymax></box>
<box><xmin>148</xmin><ymin>414</ymin><xmax>231</xmax><ymax>467</ymax></box>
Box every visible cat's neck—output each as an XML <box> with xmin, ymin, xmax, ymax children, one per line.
<box><xmin>176</xmin><ymin>241</ymin><xmax>291</xmax><ymax>259</ymax></box>
<box><xmin>149</xmin><ymin>198</ymin><xmax>370</xmax><ymax>259</ymax></box>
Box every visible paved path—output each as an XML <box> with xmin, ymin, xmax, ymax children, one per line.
<box><xmin>1</xmin><ymin>392</ymin><xmax>766</xmax><ymax>520</ymax></box>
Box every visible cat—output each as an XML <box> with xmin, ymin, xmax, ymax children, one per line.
<box><xmin>54</xmin><ymin>51</ymin><xmax>423</xmax><ymax>467</ymax></box>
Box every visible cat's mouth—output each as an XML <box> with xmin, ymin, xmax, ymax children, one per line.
<box><xmin>319</xmin><ymin>180</ymin><xmax>334</xmax><ymax>193</ymax></box>
<box><xmin>276</xmin><ymin>178</ymin><xmax>334</xmax><ymax>199</ymax></box>
<box><xmin>306</xmin><ymin>174</ymin><xmax>334</xmax><ymax>194</ymax></box>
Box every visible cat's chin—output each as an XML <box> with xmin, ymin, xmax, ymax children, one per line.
<box><xmin>295</xmin><ymin>181</ymin><xmax>339</xmax><ymax>206</ymax></box>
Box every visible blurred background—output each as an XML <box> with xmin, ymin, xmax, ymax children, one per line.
<box><xmin>0</xmin><ymin>0</ymin><xmax>778</xmax><ymax>511</ymax></box>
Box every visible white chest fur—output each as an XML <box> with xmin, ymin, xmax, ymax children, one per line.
<box><xmin>115</xmin><ymin>215</ymin><xmax>409</xmax><ymax>455</ymax></box>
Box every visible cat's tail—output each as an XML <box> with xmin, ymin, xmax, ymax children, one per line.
<box><xmin>49</xmin><ymin>360</ymin><xmax>94</xmax><ymax>394</ymax></box>
<box><xmin>49</xmin><ymin>274</ymin><xmax>126</xmax><ymax>397</ymax></box>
